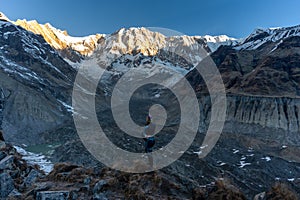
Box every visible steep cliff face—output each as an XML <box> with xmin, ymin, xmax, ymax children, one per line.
<box><xmin>226</xmin><ymin>95</ymin><xmax>300</xmax><ymax>133</ymax></box>
<box><xmin>0</xmin><ymin>20</ymin><xmax>75</xmax><ymax>144</ymax></box>
<box><xmin>196</xmin><ymin>95</ymin><xmax>299</xmax><ymax>140</ymax></box>
<box><xmin>0</xmin><ymin>78</ymin><xmax>66</xmax><ymax>144</ymax></box>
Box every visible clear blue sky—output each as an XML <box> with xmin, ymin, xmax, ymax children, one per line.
<box><xmin>1</xmin><ymin>0</ymin><xmax>299</xmax><ymax>38</ymax></box>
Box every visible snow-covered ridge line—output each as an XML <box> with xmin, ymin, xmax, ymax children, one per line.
<box><xmin>13</xmin><ymin>19</ymin><xmax>105</xmax><ymax>56</ymax></box>
<box><xmin>195</xmin><ymin>35</ymin><xmax>239</xmax><ymax>52</ymax></box>
<box><xmin>195</xmin><ymin>34</ymin><xmax>237</xmax><ymax>43</ymax></box>
<box><xmin>234</xmin><ymin>24</ymin><xmax>300</xmax><ymax>50</ymax></box>
<box><xmin>5</xmin><ymin>12</ymin><xmax>300</xmax><ymax>59</ymax></box>
<box><xmin>11</xmin><ymin>16</ymin><xmax>238</xmax><ymax>58</ymax></box>
<box><xmin>0</xmin><ymin>12</ymin><xmax>10</xmax><ymax>22</ymax></box>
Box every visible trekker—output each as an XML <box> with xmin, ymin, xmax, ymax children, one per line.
<box><xmin>143</xmin><ymin>115</ymin><xmax>156</xmax><ymax>153</ymax></box>
<box><xmin>0</xmin><ymin>130</ymin><xmax>4</xmax><ymax>141</ymax></box>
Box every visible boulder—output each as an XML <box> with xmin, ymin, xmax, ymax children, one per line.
<box><xmin>0</xmin><ymin>172</ymin><xmax>15</xmax><ymax>198</ymax></box>
<box><xmin>24</xmin><ymin>169</ymin><xmax>41</xmax><ymax>187</ymax></box>
<box><xmin>0</xmin><ymin>141</ymin><xmax>6</xmax><ymax>149</ymax></box>
<box><xmin>0</xmin><ymin>151</ymin><xmax>6</xmax><ymax>160</ymax></box>
<box><xmin>0</xmin><ymin>155</ymin><xmax>14</xmax><ymax>170</ymax></box>
<box><xmin>254</xmin><ymin>192</ymin><xmax>266</xmax><ymax>200</ymax></box>
<box><xmin>36</xmin><ymin>191</ymin><xmax>70</xmax><ymax>200</ymax></box>
<box><xmin>93</xmin><ymin>180</ymin><xmax>107</xmax><ymax>194</ymax></box>
<box><xmin>8</xmin><ymin>189</ymin><xmax>22</xmax><ymax>198</ymax></box>
<box><xmin>94</xmin><ymin>193</ymin><xmax>108</xmax><ymax>200</ymax></box>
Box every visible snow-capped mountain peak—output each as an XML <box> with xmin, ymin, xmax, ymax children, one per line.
<box><xmin>93</xmin><ymin>27</ymin><xmax>214</xmax><ymax>70</ymax></box>
<box><xmin>106</xmin><ymin>27</ymin><xmax>166</xmax><ymax>56</ymax></box>
<box><xmin>14</xmin><ymin>19</ymin><xmax>105</xmax><ymax>56</ymax></box>
<box><xmin>194</xmin><ymin>34</ymin><xmax>239</xmax><ymax>52</ymax></box>
<box><xmin>234</xmin><ymin>24</ymin><xmax>300</xmax><ymax>50</ymax></box>
<box><xmin>198</xmin><ymin>34</ymin><xmax>237</xmax><ymax>43</ymax></box>
<box><xmin>12</xmin><ymin>16</ymin><xmax>237</xmax><ymax>61</ymax></box>
<box><xmin>0</xmin><ymin>12</ymin><xmax>10</xmax><ymax>22</ymax></box>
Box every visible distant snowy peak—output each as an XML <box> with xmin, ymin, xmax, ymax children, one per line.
<box><xmin>195</xmin><ymin>35</ymin><xmax>238</xmax><ymax>52</ymax></box>
<box><xmin>200</xmin><ymin>35</ymin><xmax>237</xmax><ymax>43</ymax></box>
<box><xmin>14</xmin><ymin>18</ymin><xmax>236</xmax><ymax>59</ymax></box>
<box><xmin>106</xmin><ymin>27</ymin><xmax>166</xmax><ymax>56</ymax></box>
<box><xmin>8</xmin><ymin>12</ymin><xmax>300</xmax><ymax>57</ymax></box>
<box><xmin>95</xmin><ymin>27</ymin><xmax>213</xmax><ymax>68</ymax></box>
<box><xmin>14</xmin><ymin>19</ymin><xmax>104</xmax><ymax>56</ymax></box>
<box><xmin>234</xmin><ymin>25</ymin><xmax>300</xmax><ymax>50</ymax></box>
<box><xmin>109</xmin><ymin>28</ymin><xmax>237</xmax><ymax>55</ymax></box>
<box><xmin>0</xmin><ymin>12</ymin><xmax>10</xmax><ymax>22</ymax></box>
<box><xmin>105</xmin><ymin>27</ymin><xmax>209</xmax><ymax>55</ymax></box>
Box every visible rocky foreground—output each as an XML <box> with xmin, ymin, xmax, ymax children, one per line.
<box><xmin>0</xmin><ymin>138</ymin><xmax>298</xmax><ymax>200</ymax></box>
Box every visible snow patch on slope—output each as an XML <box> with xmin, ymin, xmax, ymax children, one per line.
<box><xmin>14</xmin><ymin>146</ymin><xmax>53</xmax><ymax>174</ymax></box>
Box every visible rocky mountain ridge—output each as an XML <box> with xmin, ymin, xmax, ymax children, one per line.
<box><xmin>11</xmin><ymin>16</ymin><xmax>237</xmax><ymax>66</ymax></box>
<box><xmin>234</xmin><ymin>25</ymin><xmax>300</xmax><ymax>50</ymax></box>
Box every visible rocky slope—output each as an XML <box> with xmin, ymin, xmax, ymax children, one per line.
<box><xmin>0</xmin><ymin>140</ymin><xmax>45</xmax><ymax>199</ymax></box>
<box><xmin>187</xmin><ymin>29</ymin><xmax>300</xmax><ymax>136</ymax></box>
<box><xmin>0</xmin><ymin>18</ymin><xmax>75</xmax><ymax>144</ymax></box>
<box><xmin>0</xmin><ymin>139</ymin><xmax>298</xmax><ymax>199</ymax></box>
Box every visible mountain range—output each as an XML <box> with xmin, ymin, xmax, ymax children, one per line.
<box><xmin>0</xmin><ymin>12</ymin><xmax>299</xmax><ymax>199</ymax></box>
